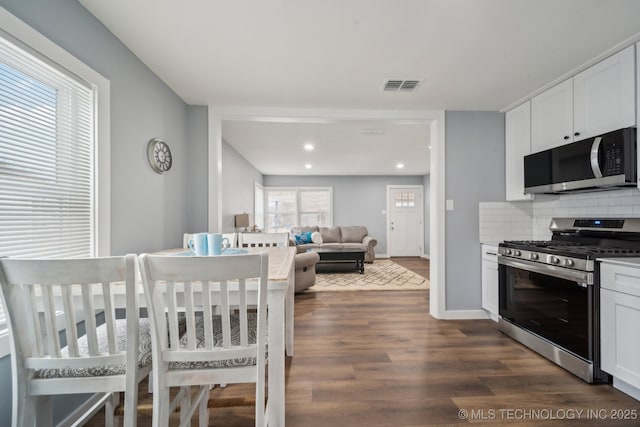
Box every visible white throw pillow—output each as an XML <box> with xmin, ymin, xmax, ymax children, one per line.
<box><xmin>311</xmin><ymin>231</ymin><xmax>323</xmax><ymax>244</ymax></box>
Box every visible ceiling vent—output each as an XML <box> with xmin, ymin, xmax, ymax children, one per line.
<box><xmin>382</xmin><ymin>79</ymin><xmax>423</xmax><ymax>92</ymax></box>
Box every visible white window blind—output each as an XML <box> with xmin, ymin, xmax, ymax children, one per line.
<box><xmin>0</xmin><ymin>34</ymin><xmax>96</xmax><ymax>334</ymax></box>
<box><xmin>0</xmin><ymin>35</ymin><xmax>95</xmax><ymax>259</ymax></box>
<box><xmin>264</xmin><ymin>187</ymin><xmax>332</xmax><ymax>232</ymax></box>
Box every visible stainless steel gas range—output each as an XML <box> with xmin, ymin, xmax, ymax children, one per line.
<box><xmin>498</xmin><ymin>218</ymin><xmax>640</xmax><ymax>383</ymax></box>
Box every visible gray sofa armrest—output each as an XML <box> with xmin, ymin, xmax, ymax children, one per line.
<box><xmin>295</xmin><ymin>251</ymin><xmax>320</xmax><ymax>269</ymax></box>
<box><xmin>294</xmin><ymin>251</ymin><xmax>320</xmax><ymax>293</ymax></box>
<box><xmin>362</xmin><ymin>235</ymin><xmax>377</xmax><ymax>263</ymax></box>
<box><xmin>362</xmin><ymin>235</ymin><xmax>377</xmax><ymax>248</ymax></box>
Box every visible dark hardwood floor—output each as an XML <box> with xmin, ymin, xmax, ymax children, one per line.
<box><xmin>85</xmin><ymin>258</ymin><xmax>640</xmax><ymax>426</ymax></box>
<box><xmin>391</xmin><ymin>256</ymin><xmax>430</xmax><ymax>280</ymax></box>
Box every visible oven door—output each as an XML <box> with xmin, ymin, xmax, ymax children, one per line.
<box><xmin>498</xmin><ymin>256</ymin><xmax>593</xmax><ymax>361</ymax></box>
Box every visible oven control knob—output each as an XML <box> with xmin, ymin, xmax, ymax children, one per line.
<box><xmin>513</xmin><ymin>250</ymin><xmax>521</xmax><ymax>256</ymax></box>
<box><xmin>529</xmin><ymin>253</ymin><xmax>539</xmax><ymax>260</ymax></box>
<box><xmin>505</xmin><ymin>249</ymin><xmax>512</xmax><ymax>255</ymax></box>
<box><xmin>564</xmin><ymin>259</ymin><xmax>574</xmax><ymax>267</ymax></box>
<box><xmin>550</xmin><ymin>256</ymin><xmax>560</xmax><ymax>264</ymax></box>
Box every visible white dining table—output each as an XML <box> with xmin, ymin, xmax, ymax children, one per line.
<box><xmin>153</xmin><ymin>246</ymin><xmax>296</xmax><ymax>426</ymax></box>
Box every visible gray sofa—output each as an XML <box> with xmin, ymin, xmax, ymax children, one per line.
<box><xmin>294</xmin><ymin>251</ymin><xmax>320</xmax><ymax>293</ymax></box>
<box><xmin>290</xmin><ymin>225</ymin><xmax>377</xmax><ymax>263</ymax></box>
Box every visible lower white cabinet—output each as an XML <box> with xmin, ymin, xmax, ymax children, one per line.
<box><xmin>600</xmin><ymin>260</ymin><xmax>640</xmax><ymax>400</ymax></box>
<box><xmin>481</xmin><ymin>244</ymin><xmax>499</xmax><ymax>321</ymax></box>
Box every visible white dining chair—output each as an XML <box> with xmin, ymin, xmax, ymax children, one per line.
<box><xmin>138</xmin><ymin>252</ymin><xmax>270</xmax><ymax>427</ymax></box>
<box><xmin>0</xmin><ymin>254</ymin><xmax>151</xmax><ymax>427</ymax></box>
<box><xmin>222</xmin><ymin>232</ymin><xmax>237</xmax><ymax>248</ymax></box>
<box><xmin>238</xmin><ymin>232</ymin><xmax>289</xmax><ymax>248</ymax></box>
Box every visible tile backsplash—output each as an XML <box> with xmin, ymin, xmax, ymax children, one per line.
<box><xmin>479</xmin><ymin>202</ymin><xmax>533</xmax><ymax>243</ymax></box>
<box><xmin>479</xmin><ymin>188</ymin><xmax>640</xmax><ymax>243</ymax></box>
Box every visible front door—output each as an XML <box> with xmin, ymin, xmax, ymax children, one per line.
<box><xmin>387</xmin><ymin>186</ymin><xmax>423</xmax><ymax>256</ymax></box>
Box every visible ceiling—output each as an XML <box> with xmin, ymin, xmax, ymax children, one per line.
<box><xmin>79</xmin><ymin>0</ymin><xmax>640</xmax><ymax>175</ymax></box>
<box><xmin>223</xmin><ymin>120</ymin><xmax>431</xmax><ymax>175</ymax></box>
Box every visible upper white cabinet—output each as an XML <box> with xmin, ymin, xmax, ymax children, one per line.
<box><xmin>573</xmin><ymin>45</ymin><xmax>636</xmax><ymax>141</ymax></box>
<box><xmin>505</xmin><ymin>101</ymin><xmax>533</xmax><ymax>201</ymax></box>
<box><xmin>531</xmin><ymin>79</ymin><xmax>573</xmax><ymax>153</ymax></box>
<box><xmin>531</xmin><ymin>46</ymin><xmax>636</xmax><ymax>153</ymax></box>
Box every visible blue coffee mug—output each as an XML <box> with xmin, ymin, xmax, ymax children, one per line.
<box><xmin>207</xmin><ymin>233</ymin><xmax>230</xmax><ymax>255</ymax></box>
<box><xmin>188</xmin><ymin>233</ymin><xmax>208</xmax><ymax>256</ymax></box>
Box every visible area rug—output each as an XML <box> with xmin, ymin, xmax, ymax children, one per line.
<box><xmin>308</xmin><ymin>259</ymin><xmax>429</xmax><ymax>292</ymax></box>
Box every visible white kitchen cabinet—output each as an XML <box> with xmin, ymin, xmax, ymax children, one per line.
<box><xmin>573</xmin><ymin>45</ymin><xmax>635</xmax><ymax>141</ymax></box>
<box><xmin>505</xmin><ymin>101</ymin><xmax>533</xmax><ymax>201</ymax></box>
<box><xmin>531</xmin><ymin>46</ymin><xmax>636</xmax><ymax>153</ymax></box>
<box><xmin>481</xmin><ymin>244</ymin><xmax>499</xmax><ymax>321</ymax></box>
<box><xmin>531</xmin><ymin>79</ymin><xmax>573</xmax><ymax>153</ymax></box>
<box><xmin>600</xmin><ymin>260</ymin><xmax>640</xmax><ymax>400</ymax></box>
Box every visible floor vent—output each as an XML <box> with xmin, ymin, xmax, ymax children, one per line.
<box><xmin>382</xmin><ymin>79</ymin><xmax>423</xmax><ymax>92</ymax></box>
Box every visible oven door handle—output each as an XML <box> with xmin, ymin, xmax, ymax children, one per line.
<box><xmin>498</xmin><ymin>256</ymin><xmax>593</xmax><ymax>285</ymax></box>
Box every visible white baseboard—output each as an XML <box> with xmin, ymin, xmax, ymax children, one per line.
<box><xmin>436</xmin><ymin>309</ymin><xmax>492</xmax><ymax>320</ymax></box>
<box><xmin>613</xmin><ymin>378</ymin><xmax>640</xmax><ymax>401</ymax></box>
<box><xmin>380</xmin><ymin>254</ymin><xmax>431</xmax><ymax>259</ymax></box>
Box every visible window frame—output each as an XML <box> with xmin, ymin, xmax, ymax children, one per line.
<box><xmin>262</xmin><ymin>186</ymin><xmax>333</xmax><ymax>232</ymax></box>
<box><xmin>0</xmin><ymin>8</ymin><xmax>111</xmax><ymax>358</ymax></box>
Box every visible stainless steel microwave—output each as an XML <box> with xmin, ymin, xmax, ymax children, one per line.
<box><xmin>524</xmin><ymin>127</ymin><xmax>637</xmax><ymax>194</ymax></box>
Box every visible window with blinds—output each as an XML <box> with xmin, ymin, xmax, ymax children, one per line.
<box><xmin>0</xmin><ymin>36</ymin><xmax>95</xmax><ymax>258</ymax></box>
<box><xmin>263</xmin><ymin>187</ymin><xmax>332</xmax><ymax>232</ymax></box>
<box><xmin>0</xmin><ymin>34</ymin><xmax>96</xmax><ymax>337</ymax></box>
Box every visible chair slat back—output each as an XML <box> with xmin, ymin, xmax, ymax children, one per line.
<box><xmin>222</xmin><ymin>232</ymin><xmax>237</xmax><ymax>248</ymax></box>
<box><xmin>0</xmin><ymin>256</ymin><xmax>137</xmax><ymax>370</ymax></box>
<box><xmin>138</xmin><ymin>253</ymin><xmax>268</xmax><ymax>365</ymax></box>
<box><xmin>239</xmin><ymin>232</ymin><xmax>289</xmax><ymax>248</ymax></box>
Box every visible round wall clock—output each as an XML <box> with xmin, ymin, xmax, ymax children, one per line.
<box><xmin>147</xmin><ymin>138</ymin><xmax>172</xmax><ymax>173</ymax></box>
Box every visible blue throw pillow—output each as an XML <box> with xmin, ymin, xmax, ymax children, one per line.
<box><xmin>294</xmin><ymin>231</ymin><xmax>312</xmax><ymax>245</ymax></box>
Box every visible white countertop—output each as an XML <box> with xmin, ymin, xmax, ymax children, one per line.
<box><xmin>598</xmin><ymin>257</ymin><xmax>640</xmax><ymax>268</ymax></box>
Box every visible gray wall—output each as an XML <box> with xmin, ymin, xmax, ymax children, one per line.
<box><xmin>0</xmin><ymin>0</ymin><xmax>208</xmax><ymax>424</ymax></box>
<box><xmin>221</xmin><ymin>140</ymin><xmax>264</xmax><ymax>232</ymax></box>
<box><xmin>445</xmin><ymin>111</ymin><xmax>505</xmax><ymax>310</ymax></box>
<box><xmin>263</xmin><ymin>175</ymin><xmax>425</xmax><ymax>254</ymax></box>
<box><xmin>185</xmin><ymin>105</ymin><xmax>210</xmax><ymax>234</ymax></box>
<box><xmin>0</xmin><ymin>0</ymin><xmax>208</xmax><ymax>256</ymax></box>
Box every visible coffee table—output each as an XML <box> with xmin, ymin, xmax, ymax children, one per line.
<box><xmin>308</xmin><ymin>247</ymin><xmax>366</xmax><ymax>274</ymax></box>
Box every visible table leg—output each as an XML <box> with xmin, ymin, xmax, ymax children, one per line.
<box><xmin>285</xmin><ymin>256</ymin><xmax>295</xmax><ymax>356</ymax></box>
<box><xmin>268</xmin><ymin>289</ymin><xmax>286</xmax><ymax>426</ymax></box>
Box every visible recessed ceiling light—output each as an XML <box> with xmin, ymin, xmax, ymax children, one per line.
<box><xmin>305</xmin><ymin>164</ymin><xmax>312</xmax><ymax>169</ymax></box>
<box><xmin>396</xmin><ymin>163</ymin><xmax>405</xmax><ymax>169</ymax></box>
<box><xmin>304</xmin><ymin>143</ymin><xmax>314</xmax><ymax>151</ymax></box>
